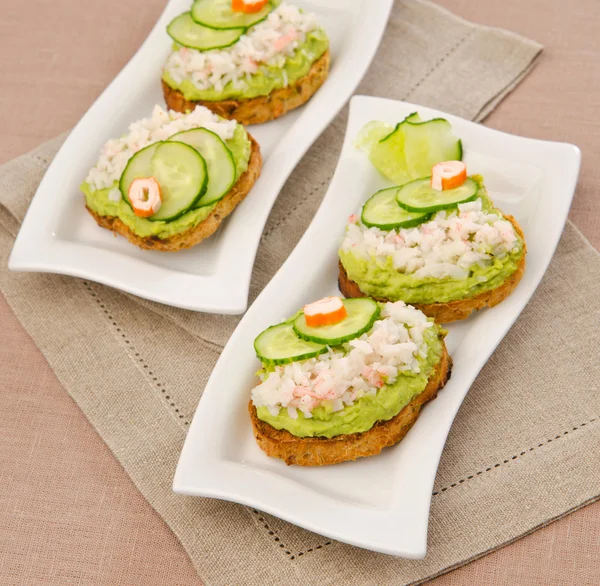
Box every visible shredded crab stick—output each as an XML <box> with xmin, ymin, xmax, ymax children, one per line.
<box><xmin>232</xmin><ymin>0</ymin><xmax>269</xmax><ymax>13</ymax></box>
<box><xmin>431</xmin><ymin>160</ymin><xmax>467</xmax><ymax>191</ymax></box>
<box><xmin>128</xmin><ymin>177</ymin><xmax>162</xmax><ymax>218</ymax></box>
<box><xmin>273</xmin><ymin>28</ymin><xmax>299</xmax><ymax>51</ymax></box>
<box><xmin>303</xmin><ymin>296</ymin><xmax>348</xmax><ymax>327</ymax></box>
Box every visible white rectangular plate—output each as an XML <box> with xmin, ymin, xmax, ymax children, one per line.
<box><xmin>8</xmin><ymin>0</ymin><xmax>392</xmax><ymax>314</ymax></box>
<box><xmin>174</xmin><ymin>96</ymin><xmax>581</xmax><ymax>557</ymax></box>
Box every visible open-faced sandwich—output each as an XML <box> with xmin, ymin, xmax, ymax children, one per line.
<box><xmin>162</xmin><ymin>1</ymin><xmax>330</xmax><ymax>124</ymax></box>
<box><xmin>249</xmin><ymin>296</ymin><xmax>451</xmax><ymax>466</ymax></box>
<box><xmin>82</xmin><ymin>104</ymin><xmax>261</xmax><ymax>251</ymax></box>
<box><xmin>338</xmin><ymin>114</ymin><xmax>526</xmax><ymax>322</ymax></box>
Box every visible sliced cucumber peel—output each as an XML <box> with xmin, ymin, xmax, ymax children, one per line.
<box><xmin>361</xmin><ymin>186</ymin><xmax>431</xmax><ymax>230</ymax></box>
<box><xmin>293</xmin><ymin>298</ymin><xmax>381</xmax><ymax>346</ymax></box>
<box><xmin>396</xmin><ymin>176</ymin><xmax>478</xmax><ymax>213</ymax></box>
<box><xmin>254</xmin><ymin>322</ymin><xmax>327</xmax><ymax>366</ymax></box>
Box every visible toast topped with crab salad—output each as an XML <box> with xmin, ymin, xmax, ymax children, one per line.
<box><xmin>338</xmin><ymin>113</ymin><xmax>526</xmax><ymax>322</ymax></box>
<box><xmin>162</xmin><ymin>0</ymin><xmax>330</xmax><ymax>125</ymax></box>
<box><xmin>249</xmin><ymin>296</ymin><xmax>451</xmax><ymax>466</ymax></box>
<box><xmin>82</xmin><ymin>104</ymin><xmax>261</xmax><ymax>251</ymax></box>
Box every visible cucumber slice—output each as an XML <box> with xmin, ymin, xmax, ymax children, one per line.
<box><xmin>354</xmin><ymin>120</ymin><xmax>394</xmax><ymax>154</ymax></box>
<box><xmin>396</xmin><ymin>177</ymin><xmax>478</xmax><ymax>213</ymax></box>
<box><xmin>191</xmin><ymin>0</ymin><xmax>274</xmax><ymax>30</ymax></box>
<box><xmin>403</xmin><ymin>118</ymin><xmax>462</xmax><ymax>179</ymax></box>
<box><xmin>169</xmin><ymin>128</ymin><xmax>236</xmax><ymax>207</ymax></box>
<box><xmin>149</xmin><ymin>142</ymin><xmax>208</xmax><ymax>221</ymax></box>
<box><xmin>378</xmin><ymin>111</ymin><xmax>422</xmax><ymax>142</ymax></box>
<box><xmin>293</xmin><ymin>298</ymin><xmax>381</xmax><ymax>346</ymax></box>
<box><xmin>361</xmin><ymin>187</ymin><xmax>431</xmax><ymax>230</ymax></box>
<box><xmin>119</xmin><ymin>142</ymin><xmax>161</xmax><ymax>208</ymax></box>
<box><xmin>369</xmin><ymin>113</ymin><xmax>420</xmax><ymax>185</ymax></box>
<box><xmin>254</xmin><ymin>322</ymin><xmax>327</xmax><ymax>366</ymax></box>
<box><xmin>368</xmin><ymin>113</ymin><xmax>461</xmax><ymax>184</ymax></box>
<box><xmin>405</xmin><ymin>112</ymin><xmax>422</xmax><ymax>123</ymax></box>
<box><xmin>167</xmin><ymin>12</ymin><xmax>244</xmax><ymax>50</ymax></box>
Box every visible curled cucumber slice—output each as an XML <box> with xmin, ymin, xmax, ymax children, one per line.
<box><xmin>169</xmin><ymin>128</ymin><xmax>236</xmax><ymax>207</ymax></box>
<box><xmin>367</xmin><ymin>112</ymin><xmax>421</xmax><ymax>185</ymax></box>
<box><xmin>402</xmin><ymin>118</ymin><xmax>462</xmax><ymax>179</ymax></box>
<box><xmin>396</xmin><ymin>177</ymin><xmax>478</xmax><ymax>213</ymax></box>
<box><xmin>361</xmin><ymin>186</ymin><xmax>431</xmax><ymax>230</ymax></box>
<box><xmin>191</xmin><ymin>0</ymin><xmax>275</xmax><ymax>30</ymax></box>
<box><xmin>254</xmin><ymin>322</ymin><xmax>327</xmax><ymax>366</ymax></box>
<box><xmin>167</xmin><ymin>12</ymin><xmax>245</xmax><ymax>50</ymax></box>
<box><xmin>293</xmin><ymin>298</ymin><xmax>381</xmax><ymax>346</ymax></box>
<box><xmin>366</xmin><ymin>112</ymin><xmax>462</xmax><ymax>184</ymax></box>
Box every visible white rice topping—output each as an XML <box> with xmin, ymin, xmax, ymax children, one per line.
<box><xmin>251</xmin><ymin>302</ymin><xmax>435</xmax><ymax>419</ymax></box>
<box><xmin>341</xmin><ymin>199</ymin><xmax>521</xmax><ymax>280</ymax></box>
<box><xmin>85</xmin><ymin>104</ymin><xmax>237</xmax><ymax>191</ymax></box>
<box><xmin>164</xmin><ymin>3</ymin><xmax>322</xmax><ymax>93</ymax></box>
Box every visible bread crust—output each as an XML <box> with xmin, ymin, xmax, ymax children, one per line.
<box><xmin>249</xmin><ymin>344</ymin><xmax>452</xmax><ymax>466</ymax></box>
<box><xmin>85</xmin><ymin>134</ymin><xmax>262</xmax><ymax>252</ymax></box>
<box><xmin>338</xmin><ymin>215</ymin><xmax>527</xmax><ymax>323</ymax></box>
<box><xmin>162</xmin><ymin>50</ymin><xmax>330</xmax><ymax>125</ymax></box>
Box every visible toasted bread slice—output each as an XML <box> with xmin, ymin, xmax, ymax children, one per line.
<box><xmin>162</xmin><ymin>50</ymin><xmax>330</xmax><ymax>125</ymax></box>
<box><xmin>249</xmin><ymin>344</ymin><xmax>451</xmax><ymax>466</ymax></box>
<box><xmin>86</xmin><ymin>134</ymin><xmax>261</xmax><ymax>252</ymax></box>
<box><xmin>339</xmin><ymin>215</ymin><xmax>526</xmax><ymax>323</ymax></box>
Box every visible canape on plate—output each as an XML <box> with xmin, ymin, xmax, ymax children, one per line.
<box><xmin>82</xmin><ymin>105</ymin><xmax>261</xmax><ymax>251</ymax></box>
<box><xmin>249</xmin><ymin>297</ymin><xmax>451</xmax><ymax>466</ymax></box>
<box><xmin>339</xmin><ymin>114</ymin><xmax>526</xmax><ymax>322</ymax></box>
<box><xmin>162</xmin><ymin>1</ymin><xmax>330</xmax><ymax>124</ymax></box>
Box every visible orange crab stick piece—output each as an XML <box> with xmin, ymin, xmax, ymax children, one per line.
<box><xmin>232</xmin><ymin>0</ymin><xmax>269</xmax><ymax>13</ymax></box>
<box><xmin>128</xmin><ymin>177</ymin><xmax>162</xmax><ymax>218</ymax></box>
<box><xmin>304</xmin><ymin>297</ymin><xmax>347</xmax><ymax>327</ymax></box>
<box><xmin>431</xmin><ymin>161</ymin><xmax>467</xmax><ymax>191</ymax></box>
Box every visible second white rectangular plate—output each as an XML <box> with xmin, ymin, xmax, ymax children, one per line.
<box><xmin>8</xmin><ymin>0</ymin><xmax>392</xmax><ymax>314</ymax></box>
<box><xmin>173</xmin><ymin>95</ymin><xmax>581</xmax><ymax>557</ymax></box>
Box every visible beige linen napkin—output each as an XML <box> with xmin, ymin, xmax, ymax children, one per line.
<box><xmin>5</xmin><ymin>2</ymin><xmax>597</xmax><ymax>586</ymax></box>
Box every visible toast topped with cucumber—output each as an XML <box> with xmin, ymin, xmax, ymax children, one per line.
<box><xmin>162</xmin><ymin>1</ymin><xmax>330</xmax><ymax>125</ymax></box>
<box><xmin>249</xmin><ymin>296</ymin><xmax>451</xmax><ymax>466</ymax></box>
<box><xmin>339</xmin><ymin>113</ymin><xmax>526</xmax><ymax>322</ymax></box>
<box><xmin>82</xmin><ymin>104</ymin><xmax>261</xmax><ymax>251</ymax></box>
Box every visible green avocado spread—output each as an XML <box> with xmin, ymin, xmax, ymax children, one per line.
<box><xmin>162</xmin><ymin>29</ymin><xmax>328</xmax><ymax>102</ymax></box>
<box><xmin>339</xmin><ymin>179</ymin><xmax>525</xmax><ymax>304</ymax></box>
<box><xmin>256</xmin><ymin>321</ymin><xmax>445</xmax><ymax>438</ymax></box>
<box><xmin>82</xmin><ymin>125</ymin><xmax>251</xmax><ymax>240</ymax></box>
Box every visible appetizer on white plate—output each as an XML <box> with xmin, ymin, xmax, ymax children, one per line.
<box><xmin>339</xmin><ymin>114</ymin><xmax>526</xmax><ymax>322</ymax></box>
<box><xmin>162</xmin><ymin>1</ymin><xmax>330</xmax><ymax>124</ymax></box>
<box><xmin>82</xmin><ymin>105</ymin><xmax>261</xmax><ymax>251</ymax></box>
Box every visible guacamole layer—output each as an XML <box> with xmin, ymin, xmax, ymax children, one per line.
<box><xmin>162</xmin><ymin>29</ymin><xmax>329</xmax><ymax>102</ymax></box>
<box><xmin>340</xmin><ymin>242</ymin><xmax>524</xmax><ymax>305</ymax></box>
<box><xmin>83</xmin><ymin>125</ymin><xmax>251</xmax><ymax>240</ymax></box>
<box><xmin>256</xmin><ymin>323</ymin><xmax>445</xmax><ymax>438</ymax></box>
